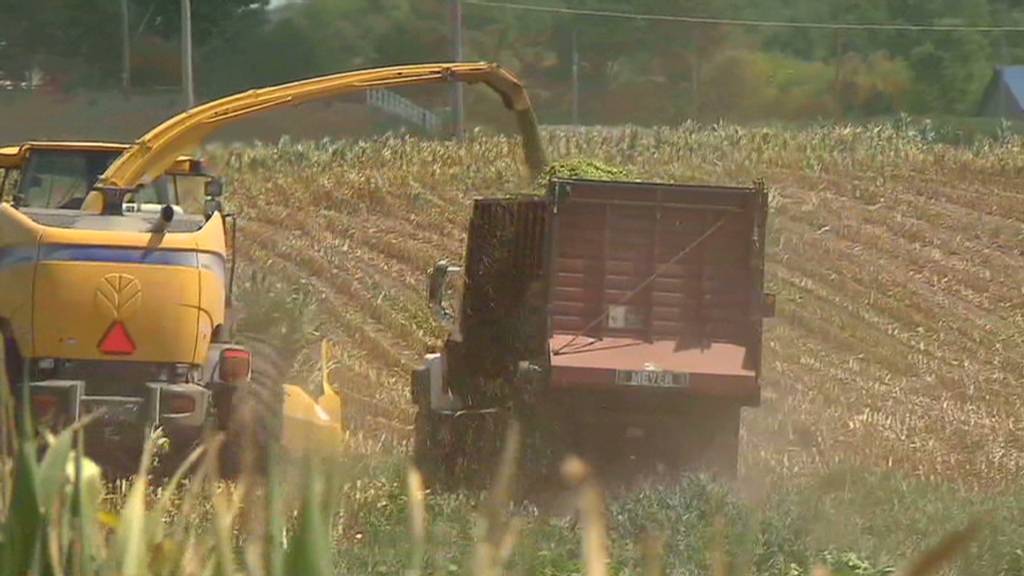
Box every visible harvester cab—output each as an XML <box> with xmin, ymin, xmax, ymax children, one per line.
<box><xmin>0</xmin><ymin>142</ymin><xmax>216</xmax><ymax>212</ymax></box>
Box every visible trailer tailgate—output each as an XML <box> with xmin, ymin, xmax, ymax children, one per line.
<box><xmin>546</xmin><ymin>178</ymin><xmax>768</xmax><ymax>402</ymax></box>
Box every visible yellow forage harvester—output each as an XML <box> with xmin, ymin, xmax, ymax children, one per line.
<box><xmin>0</xmin><ymin>63</ymin><xmax>543</xmax><ymax>472</ymax></box>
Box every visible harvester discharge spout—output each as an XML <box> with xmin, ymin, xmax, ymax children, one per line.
<box><xmin>86</xmin><ymin>62</ymin><xmax>547</xmax><ymax>212</ymax></box>
<box><xmin>2</xmin><ymin>62</ymin><xmax>548</xmax><ymax>475</ymax></box>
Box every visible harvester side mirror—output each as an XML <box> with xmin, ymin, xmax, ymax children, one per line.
<box><xmin>428</xmin><ymin>261</ymin><xmax>464</xmax><ymax>334</ymax></box>
<box><xmin>204</xmin><ymin>198</ymin><xmax>223</xmax><ymax>220</ymax></box>
<box><xmin>205</xmin><ymin>178</ymin><xmax>224</xmax><ymax>198</ymax></box>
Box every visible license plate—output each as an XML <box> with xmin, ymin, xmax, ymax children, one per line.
<box><xmin>615</xmin><ymin>370</ymin><xmax>689</xmax><ymax>388</ymax></box>
<box><xmin>81</xmin><ymin>398</ymin><xmax>144</xmax><ymax>423</ymax></box>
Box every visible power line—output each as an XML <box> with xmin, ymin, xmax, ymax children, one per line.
<box><xmin>465</xmin><ymin>0</ymin><xmax>1024</xmax><ymax>32</ymax></box>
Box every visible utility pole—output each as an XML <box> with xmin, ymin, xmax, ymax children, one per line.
<box><xmin>690</xmin><ymin>28</ymin><xmax>700</xmax><ymax>118</ymax></box>
<box><xmin>181</xmin><ymin>0</ymin><xmax>195</xmax><ymax>108</ymax></box>
<box><xmin>832</xmin><ymin>29</ymin><xmax>843</xmax><ymax>120</ymax></box>
<box><xmin>121</xmin><ymin>0</ymin><xmax>131</xmax><ymax>89</ymax></box>
<box><xmin>450</xmin><ymin>0</ymin><xmax>465</xmax><ymax>140</ymax></box>
<box><xmin>571</xmin><ymin>29</ymin><xmax>580</xmax><ymax>125</ymax></box>
<box><xmin>1000</xmin><ymin>33</ymin><xmax>1010</xmax><ymax>119</ymax></box>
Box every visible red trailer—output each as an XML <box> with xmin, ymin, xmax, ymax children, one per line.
<box><xmin>412</xmin><ymin>177</ymin><xmax>773</xmax><ymax>484</ymax></box>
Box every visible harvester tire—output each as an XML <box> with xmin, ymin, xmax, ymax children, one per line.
<box><xmin>220</xmin><ymin>382</ymin><xmax>282</xmax><ymax>478</ymax></box>
<box><xmin>218</xmin><ymin>337</ymin><xmax>286</xmax><ymax>479</ymax></box>
<box><xmin>2</xmin><ymin>333</ymin><xmax>24</xmax><ymax>392</ymax></box>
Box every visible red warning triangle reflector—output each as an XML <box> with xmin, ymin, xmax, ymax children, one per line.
<box><xmin>99</xmin><ymin>321</ymin><xmax>136</xmax><ymax>355</ymax></box>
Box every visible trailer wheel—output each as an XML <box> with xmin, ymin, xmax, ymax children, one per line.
<box><xmin>681</xmin><ymin>402</ymin><xmax>740</xmax><ymax>479</ymax></box>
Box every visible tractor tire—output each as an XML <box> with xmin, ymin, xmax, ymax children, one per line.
<box><xmin>413</xmin><ymin>407</ymin><xmax>508</xmax><ymax>491</ymax></box>
<box><xmin>453</xmin><ymin>410</ymin><xmax>506</xmax><ymax>489</ymax></box>
<box><xmin>412</xmin><ymin>407</ymin><xmax>450</xmax><ymax>489</ymax></box>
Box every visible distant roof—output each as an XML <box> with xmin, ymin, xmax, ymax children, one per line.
<box><xmin>992</xmin><ymin>65</ymin><xmax>1024</xmax><ymax>110</ymax></box>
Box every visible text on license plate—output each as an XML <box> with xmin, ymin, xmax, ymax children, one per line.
<box><xmin>615</xmin><ymin>370</ymin><xmax>689</xmax><ymax>388</ymax></box>
<box><xmin>82</xmin><ymin>398</ymin><xmax>144</xmax><ymax>422</ymax></box>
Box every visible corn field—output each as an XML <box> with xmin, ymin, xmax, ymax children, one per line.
<box><xmin>225</xmin><ymin>122</ymin><xmax>1024</xmax><ymax>489</ymax></box>
<box><xmin>2</xmin><ymin>122</ymin><xmax>1024</xmax><ymax>575</ymax></box>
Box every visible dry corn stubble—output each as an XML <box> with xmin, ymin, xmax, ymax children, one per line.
<box><xmin>218</xmin><ymin>124</ymin><xmax>1024</xmax><ymax>489</ymax></box>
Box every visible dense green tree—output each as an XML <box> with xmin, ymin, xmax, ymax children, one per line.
<box><xmin>4</xmin><ymin>0</ymin><xmax>1024</xmax><ymax>120</ymax></box>
<box><xmin>0</xmin><ymin>0</ymin><xmax>267</xmax><ymax>88</ymax></box>
<box><xmin>131</xmin><ymin>0</ymin><xmax>267</xmax><ymax>46</ymax></box>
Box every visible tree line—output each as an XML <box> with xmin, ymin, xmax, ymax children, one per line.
<box><xmin>2</xmin><ymin>0</ymin><xmax>1022</xmax><ymax>124</ymax></box>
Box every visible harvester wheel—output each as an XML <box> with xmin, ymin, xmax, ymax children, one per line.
<box><xmin>220</xmin><ymin>382</ymin><xmax>283</xmax><ymax>478</ymax></box>
<box><xmin>218</xmin><ymin>337</ymin><xmax>285</xmax><ymax>478</ymax></box>
<box><xmin>2</xmin><ymin>333</ymin><xmax>23</xmax><ymax>392</ymax></box>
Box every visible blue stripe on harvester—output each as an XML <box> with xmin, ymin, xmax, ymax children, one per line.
<box><xmin>196</xmin><ymin>252</ymin><xmax>227</xmax><ymax>280</ymax></box>
<box><xmin>0</xmin><ymin>245</ymin><xmax>227</xmax><ymax>278</ymax></box>
<box><xmin>0</xmin><ymin>246</ymin><xmax>37</xmax><ymax>272</ymax></box>
<box><xmin>39</xmin><ymin>245</ymin><xmax>199</xmax><ymax>267</ymax></box>
<box><xmin>37</xmin><ymin>245</ymin><xmax>226</xmax><ymax>279</ymax></box>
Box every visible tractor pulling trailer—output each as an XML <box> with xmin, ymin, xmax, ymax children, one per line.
<box><xmin>412</xmin><ymin>179</ymin><xmax>774</xmax><ymax>482</ymax></box>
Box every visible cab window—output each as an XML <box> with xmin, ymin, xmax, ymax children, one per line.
<box><xmin>124</xmin><ymin>174</ymin><xmax>207</xmax><ymax>216</ymax></box>
<box><xmin>132</xmin><ymin>176</ymin><xmax>178</xmax><ymax>206</ymax></box>
<box><xmin>0</xmin><ymin>168</ymin><xmax>19</xmax><ymax>202</ymax></box>
<box><xmin>17</xmin><ymin>150</ymin><xmax>118</xmax><ymax>209</ymax></box>
<box><xmin>172</xmin><ymin>174</ymin><xmax>208</xmax><ymax>215</ymax></box>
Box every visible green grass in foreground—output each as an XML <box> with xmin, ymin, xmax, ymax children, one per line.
<box><xmin>2</xmin><ymin>419</ymin><xmax>1022</xmax><ymax>576</ymax></box>
<box><xmin>332</xmin><ymin>457</ymin><xmax>1023</xmax><ymax>576</ymax></box>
